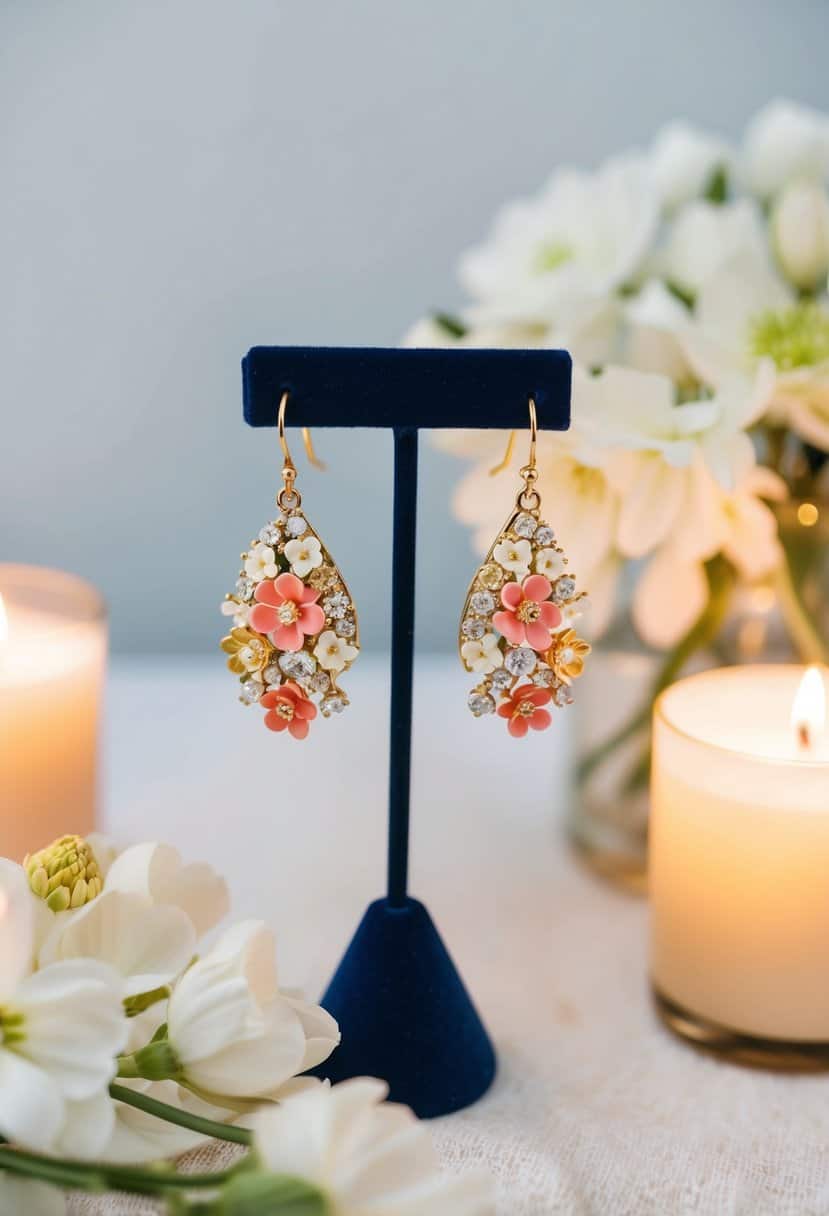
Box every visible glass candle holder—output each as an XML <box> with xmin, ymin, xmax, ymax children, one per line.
<box><xmin>0</xmin><ymin>564</ymin><xmax>107</xmax><ymax>860</ymax></box>
<box><xmin>650</xmin><ymin>665</ymin><xmax>829</xmax><ymax>1069</ymax></box>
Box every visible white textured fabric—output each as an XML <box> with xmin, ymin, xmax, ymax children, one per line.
<box><xmin>63</xmin><ymin>658</ymin><xmax>829</xmax><ymax>1215</ymax></box>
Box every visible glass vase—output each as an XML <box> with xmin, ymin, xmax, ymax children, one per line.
<box><xmin>568</xmin><ymin>498</ymin><xmax>829</xmax><ymax>893</ymax></box>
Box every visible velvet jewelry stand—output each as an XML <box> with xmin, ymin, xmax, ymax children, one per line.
<box><xmin>242</xmin><ymin>346</ymin><xmax>572</xmax><ymax>1117</ymax></box>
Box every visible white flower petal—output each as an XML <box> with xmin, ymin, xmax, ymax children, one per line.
<box><xmin>105</xmin><ymin>843</ymin><xmax>230</xmax><ymax>938</ymax></box>
<box><xmin>742</xmin><ymin>98</ymin><xmax>829</xmax><ymax>197</ymax></box>
<box><xmin>0</xmin><ymin>860</ymin><xmax>34</xmax><ymax>996</ymax></box>
<box><xmin>0</xmin><ymin>1048</ymin><xmax>64</xmax><ymax>1152</ymax></box>
<box><xmin>17</xmin><ymin>960</ymin><xmax>126</xmax><ymax>1100</ymax></box>
<box><xmin>39</xmin><ymin>891</ymin><xmax>196</xmax><ymax>998</ymax></box>
<box><xmin>180</xmin><ymin>997</ymin><xmax>307</xmax><ymax>1098</ymax></box>
<box><xmin>99</xmin><ymin>1081</ymin><xmax>220</xmax><ymax>1164</ymax></box>
<box><xmin>633</xmin><ymin>548</ymin><xmax>708</xmax><ymax>650</ymax></box>
<box><xmin>614</xmin><ymin>455</ymin><xmax>686</xmax><ymax>558</ymax></box>
<box><xmin>282</xmin><ymin>992</ymin><xmax>340</xmax><ymax>1073</ymax></box>
<box><xmin>0</xmin><ymin>1176</ymin><xmax>66</xmax><ymax>1216</ymax></box>
<box><xmin>57</xmin><ymin>1090</ymin><xmax>115</xmax><ymax>1160</ymax></box>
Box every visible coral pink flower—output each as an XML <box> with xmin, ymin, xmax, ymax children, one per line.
<box><xmin>493</xmin><ymin>575</ymin><xmax>562</xmax><ymax>652</ymax></box>
<box><xmin>260</xmin><ymin>681</ymin><xmax>317</xmax><ymax>739</ymax></box>
<box><xmin>249</xmin><ymin>573</ymin><xmax>325</xmax><ymax>652</ymax></box>
<box><xmin>497</xmin><ymin>684</ymin><xmax>553</xmax><ymax>738</ymax></box>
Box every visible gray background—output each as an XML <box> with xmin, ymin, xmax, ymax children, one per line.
<box><xmin>1</xmin><ymin>0</ymin><xmax>826</xmax><ymax>653</ymax></box>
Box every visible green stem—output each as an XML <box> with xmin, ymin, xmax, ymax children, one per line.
<box><xmin>577</xmin><ymin>555</ymin><xmax>737</xmax><ymax>786</ymax></box>
<box><xmin>110</xmin><ymin>1083</ymin><xmax>253</xmax><ymax>1147</ymax></box>
<box><xmin>0</xmin><ymin>1145</ymin><xmax>244</xmax><ymax>1194</ymax></box>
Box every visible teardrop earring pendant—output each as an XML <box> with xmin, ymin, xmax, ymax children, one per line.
<box><xmin>220</xmin><ymin>391</ymin><xmax>360</xmax><ymax>737</ymax></box>
<box><xmin>458</xmin><ymin>397</ymin><xmax>590</xmax><ymax>737</ymax></box>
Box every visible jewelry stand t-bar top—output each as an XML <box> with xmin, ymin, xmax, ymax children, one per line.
<box><xmin>241</xmin><ymin>345</ymin><xmax>572</xmax><ymax>1117</ymax></box>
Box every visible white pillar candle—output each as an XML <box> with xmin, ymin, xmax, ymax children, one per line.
<box><xmin>0</xmin><ymin>565</ymin><xmax>107</xmax><ymax>861</ymax></box>
<box><xmin>650</xmin><ymin>664</ymin><xmax>829</xmax><ymax>1043</ymax></box>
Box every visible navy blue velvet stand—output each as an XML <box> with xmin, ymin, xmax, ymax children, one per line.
<box><xmin>242</xmin><ymin>346</ymin><xmax>572</xmax><ymax>1117</ymax></box>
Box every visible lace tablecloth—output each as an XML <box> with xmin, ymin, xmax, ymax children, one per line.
<box><xmin>67</xmin><ymin>658</ymin><xmax>829</xmax><ymax>1216</ymax></box>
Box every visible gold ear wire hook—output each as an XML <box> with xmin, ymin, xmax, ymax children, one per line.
<box><xmin>489</xmin><ymin>397</ymin><xmax>537</xmax><ymax>477</ymax></box>
<box><xmin>277</xmin><ymin>391</ymin><xmax>327</xmax><ymax>475</ymax></box>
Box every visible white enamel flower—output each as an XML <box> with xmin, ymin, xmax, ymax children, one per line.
<box><xmin>103</xmin><ymin>841</ymin><xmax>230</xmax><ymax>938</ymax></box>
<box><xmin>535</xmin><ymin>548</ymin><xmax>565</xmax><ymax>580</ymax></box>
<box><xmin>166</xmin><ymin>921</ymin><xmax>339</xmax><ymax>1102</ymax></box>
<box><xmin>285</xmin><ymin>535</ymin><xmax>323</xmax><ymax>578</ymax></box>
<box><xmin>659</xmin><ymin>198</ymin><xmax>769</xmax><ymax>295</ymax></box>
<box><xmin>551</xmin><ymin>598</ymin><xmax>585</xmax><ymax>635</ymax></box>
<box><xmin>220</xmin><ymin>598</ymin><xmax>251</xmax><ymax>629</ymax></box>
<box><xmin>0</xmin><ymin>861</ymin><xmax>128</xmax><ymax>1155</ymax></box>
<box><xmin>742</xmin><ymin>99</ymin><xmax>829</xmax><ymax>198</ymax></box>
<box><xmin>244</xmin><ymin>542</ymin><xmax>279</xmax><ymax>582</ymax></box>
<box><xmin>252</xmin><ymin>1078</ymin><xmax>495</xmax><ymax>1216</ymax></box>
<box><xmin>649</xmin><ymin>120</ymin><xmax>733</xmax><ymax>210</ymax></box>
<box><xmin>461</xmin><ymin>632</ymin><xmax>503</xmax><ymax>674</ymax></box>
<box><xmin>459</xmin><ymin>156</ymin><xmax>659</xmax><ymax>327</ymax></box>
<box><xmin>492</xmin><ymin>537</ymin><xmax>531</xmax><ymax>577</ymax></box>
<box><xmin>771</xmin><ymin>180</ymin><xmax>829</xmax><ymax>290</ymax></box>
<box><xmin>314</xmin><ymin>629</ymin><xmax>359</xmax><ymax>673</ymax></box>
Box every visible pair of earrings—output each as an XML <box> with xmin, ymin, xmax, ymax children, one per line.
<box><xmin>220</xmin><ymin>394</ymin><xmax>589</xmax><ymax>740</ymax></box>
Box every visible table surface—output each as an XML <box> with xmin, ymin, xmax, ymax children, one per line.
<box><xmin>76</xmin><ymin>657</ymin><xmax>829</xmax><ymax>1216</ymax></box>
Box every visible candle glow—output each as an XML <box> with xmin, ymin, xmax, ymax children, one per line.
<box><xmin>791</xmin><ymin>665</ymin><xmax>826</xmax><ymax>752</ymax></box>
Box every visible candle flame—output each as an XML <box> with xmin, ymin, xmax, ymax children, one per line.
<box><xmin>791</xmin><ymin>666</ymin><xmax>826</xmax><ymax>751</ymax></box>
<box><xmin>0</xmin><ymin>594</ymin><xmax>7</xmax><ymax>646</ymax></box>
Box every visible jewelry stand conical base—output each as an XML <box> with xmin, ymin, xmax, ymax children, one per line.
<box><xmin>312</xmin><ymin>898</ymin><xmax>496</xmax><ymax>1117</ymax></box>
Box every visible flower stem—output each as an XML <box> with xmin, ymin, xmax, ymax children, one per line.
<box><xmin>110</xmin><ymin>1083</ymin><xmax>253</xmax><ymax>1146</ymax></box>
<box><xmin>0</xmin><ymin>1145</ymin><xmax>243</xmax><ymax>1194</ymax></box>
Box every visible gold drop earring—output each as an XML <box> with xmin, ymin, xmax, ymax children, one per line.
<box><xmin>220</xmin><ymin>391</ymin><xmax>360</xmax><ymax>737</ymax></box>
<box><xmin>458</xmin><ymin>397</ymin><xmax>590</xmax><ymax>737</ymax></box>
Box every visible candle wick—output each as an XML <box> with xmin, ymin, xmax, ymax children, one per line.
<box><xmin>797</xmin><ymin>721</ymin><xmax>811</xmax><ymax>751</ymax></box>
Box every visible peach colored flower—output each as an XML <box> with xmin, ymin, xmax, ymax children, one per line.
<box><xmin>497</xmin><ymin>684</ymin><xmax>553</xmax><ymax>739</ymax></box>
<box><xmin>249</xmin><ymin>573</ymin><xmax>325</xmax><ymax>652</ymax></box>
<box><xmin>493</xmin><ymin>575</ymin><xmax>562</xmax><ymax>652</ymax></box>
<box><xmin>260</xmin><ymin>682</ymin><xmax>317</xmax><ymax>740</ymax></box>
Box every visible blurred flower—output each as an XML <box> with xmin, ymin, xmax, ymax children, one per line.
<box><xmin>103</xmin><ymin>841</ymin><xmax>230</xmax><ymax>939</ymax></box>
<box><xmin>459</xmin><ymin>157</ymin><xmax>658</xmax><ymax>328</ymax></box>
<box><xmin>0</xmin><ymin>1178</ymin><xmax>65</xmax><ymax>1215</ymax></box>
<box><xmin>770</xmin><ymin>179</ymin><xmax>829</xmax><ymax>290</ymax></box>
<box><xmin>742</xmin><ymin>99</ymin><xmax>829</xmax><ymax>198</ymax></box>
<box><xmin>659</xmin><ymin>198</ymin><xmax>768</xmax><ymax>295</ymax></box>
<box><xmin>252</xmin><ymin>1078</ymin><xmax>494</xmax><ymax>1215</ymax></box>
<box><xmin>0</xmin><ymin>860</ymin><xmax>127</xmax><ymax>1155</ymax></box>
<box><xmin>165</xmin><ymin>921</ymin><xmax>338</xmax><ymax>1102</ymax></box>
<box><xmin>649</xmin><ymin>120</ymin><xmax>733</xmax><ymax>210</ymax></box>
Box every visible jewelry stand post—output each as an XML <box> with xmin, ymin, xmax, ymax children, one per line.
<box><xmin>242</xmin><ymin>346</ymin><xmax>572</xmax><ymax>1117</ymax></box>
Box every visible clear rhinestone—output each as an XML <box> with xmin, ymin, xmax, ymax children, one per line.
<box><xmin>553</xmin><ymin>685</ymin><xmax>574</xmax><ymax>707</ymax></box>
<box><xmin>323</xmin><ymin>592</ymin><xmax>350</xmax><ymax>620</ymax></box>
<box><xmin>321</xmin><ymin>695</ymin><xmax>347</xmax><ymax>717</ymax></box>
<box><xmin>467</xmin><ymin>691</ymin><xmax>495</xmax><ymax>717</ymax></box>
<box><xmin>262</xmin><ymin>662</ymin><xmax>282</xmax><ymax>686</ymax></box>
<box><xmin>279</xmin><ymin>651</ymin><xmax>316</xmax><ymax>680</ymax></box>
<box><xmin>239</xmin><ymin>681</ymin><xmax>262</xmax><ymax>705</ymax></box>
<box><xmin>514</xmin><ymin>513</ymin><xmax>537</xmax><ymax>538</ymax></box>
<box><xmin>258</xmin><ymin>521</ymin><xmax>282</xmax><ymax>544</ymax></box>
<box><xmin>553</xmin><ymin>576</ymin><xmax>576</xmax><ymax>603</ymax></box>
<box><xmin>478</xmin><ymin>563</ymin><xmax>504</xmax><ymax>591</ymax></box>
<box><xmin>309</xmin><ymin>671</ymin><xmax>330</xmax><ymax>693</ymax></box>
<box><xmin>535</xmin><ymin>525</ymin><xmax>555</xmax><ymax>547</ymax></box>
<box><xmin>532</xmin><ymin>667</ymin><xmax>558</xmax><ymax>687</ymax></box>
<box><xmin>505</xmin><ymin>647</ymin><xmax>537</xmax><ymax>677</ymax></box>
<box><xmin>335</xmin><ymin>618</ymin><xmax>356</xmax><ymax>638</ymax></box>
<box><xmin>490</xmin><ymin>668</ymin><xmax>512</xmax><ymax>690</ymax></box>
<box><xmin>470</xmin><ymin>590</ymin><xmax>495</xmax><ymax>615</ymax></box>
<box><xmin>285</xmin><ymin>515</ymin><xmax>307</xmax><ymax>538</ymax></box>
<box><xmin>235</xmin><ymin>576</ymin><xmax>256</xmax><ymax>600</ymax></box>
<box><xmin>462</xmin><ymin>618</ymin><xmax>485</xmax><ymax>640</ymax></box>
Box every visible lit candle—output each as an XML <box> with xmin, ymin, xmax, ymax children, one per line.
<box><xmin>650</xmin><ymin>664</ymin><xmax>829</xmax><ymax>1059</ymax></box>
<box><xmin>0</xmin><ymin>565</ymin><xmax>107</xmax><ymax>861</ymax></box>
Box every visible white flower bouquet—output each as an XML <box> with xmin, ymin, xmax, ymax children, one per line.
<box><xmin>0</xmin><ymin>834</ymin><xmax>493</xmax><ymax>1214</ymax></box>
<box><xmin>408</xmin><ymin>99</ymin><xmax>829</xmax><ymax>863</ymax></box>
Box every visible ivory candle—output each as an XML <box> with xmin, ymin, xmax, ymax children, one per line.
<box><xmin>0</xmin><ymin>565</ymin><xmax>107</xmax><ymax>861</ymax></box>
<box><xmin>650</xmin><ymin>664</ymin><xmax>829</xmax><ymax>1049</ymax></box>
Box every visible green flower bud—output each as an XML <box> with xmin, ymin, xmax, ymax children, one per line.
<box><xmin>216</xmin><ymin>1172</ymin><xmax>327</xmax><ymax>1216</ymax></box>
<box><xmin>24</xmin><ymin>834</ymin><xmax>103</xmax><ymax>913</ymax></box>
